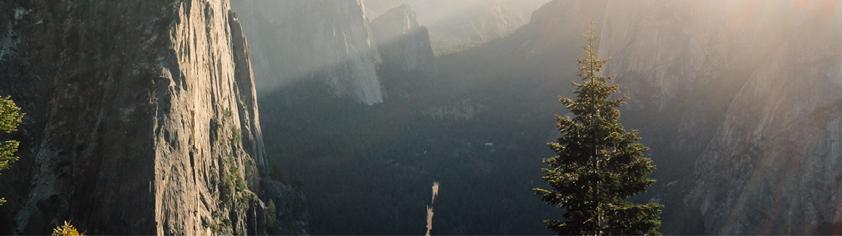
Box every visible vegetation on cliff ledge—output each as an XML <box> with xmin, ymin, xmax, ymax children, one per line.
<box><xmin>0</xmin><ymin>96</ymin><xmax>23</xmax><ymax>206</ymax></box>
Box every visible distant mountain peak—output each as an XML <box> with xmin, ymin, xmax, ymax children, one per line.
<box><xmin>371</xmin><ymin>4</ymin><xmax>436</xmax><ymax>73</ymax></box>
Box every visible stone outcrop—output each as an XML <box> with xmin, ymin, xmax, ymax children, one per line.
<box><xmin>0</xmin><ymin>0</ymin><xmax>276</xmax><ymax>234</ymax></box>
<box><xmin>232</xmin><ymin>0</ymin><xmax>384</xmax><ymax>105</ymax></box>
<box><xmin>370</xmin><ymin>4</ymin><xmax>436</xmax><ymax>74</ymax></box>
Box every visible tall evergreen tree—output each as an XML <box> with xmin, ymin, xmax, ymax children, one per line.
<box><xmin>534</xmin><ymin>32</ymin><xmax>662</xmax><ymax>235</ymax></box>
<box><xmin>0</xmin><ymin>96</ymin><xmax>24</xmax><ymax>206</ymax></box>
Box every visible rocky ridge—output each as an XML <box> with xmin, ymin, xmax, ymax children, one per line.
<box><xmin>0</xmin><ymin>0</ymin><xmax>291</xmax><ymax>234</ymax></box>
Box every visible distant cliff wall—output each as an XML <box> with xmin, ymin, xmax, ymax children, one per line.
<box><xmin>370</xmin><ymin>4</ymin><xmax>436</xmax><ymax>74</ymax></box>
<box><xmin>232</xmin><ymin>0</ymin><xmax>384</xmax><ymax>105</ymax></box>
<box><xmin>520</xmin><ymin>0</ymin><xmax>842</xmax><ymax>234</ymax></box>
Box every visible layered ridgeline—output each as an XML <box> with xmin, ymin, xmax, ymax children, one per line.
<box><xmin>511</xmin><ymin>0</ymin><xmax>842</xmax><ymax>234</ymax></box>
<box><xmin>231</xmin><ymin>0</ymin><xmax>384</xmax><ymax>105</ymax></box>
<box><xmin>363</xmin><ymin>0</ymin><xmax>549</xmax><ymax>54</ymax></box>
<box><xmin>0</xmin><ymin>0</ymin><xmax>304</xmax><ymax>234</ymax></box>
<box><xmin>370</xmin><ymin>4</ymin><xmax>436</xmax><ymax>74</ymax></box>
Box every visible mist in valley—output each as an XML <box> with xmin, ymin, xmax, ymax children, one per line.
<box><xmin>0</xmin><ymin>0</ymin><xmax>840</xmax><ymax>235</ymax></box>
<box><xmin>236</xmin><ymin>0</ymin><xmax>842</xmax><ymax>234</ymax></box>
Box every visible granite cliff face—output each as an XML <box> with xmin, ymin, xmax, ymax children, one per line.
<box><xmin>592</xmin><ymin>0</ymin><xmax>765</xmax><ymax>196</ymax></box>
<box><xmin>688</xmin><ymin>42</ymin><xmax>842</xmax><ymax>234</ymax></box>
<box><xmin>685</xmin><ymin>2</ymin><xmax>842</xmax><ymax>233</ymax></box>
<box><xmin>0</xmin><ymin>0</ymin><xmax>276</xmax><ymax>234</ymax></box>
<box><xmin>592</xmin><ymin>1</ymin><xmax>842</xmax><ymax>233</ymax></box>
<box><xmin>370</xmin><ymin>4</ymin><xmax>436</xmax><ymax>74</ymax></box>
<box><xmin>519</xmin><ymin>0</ymin><xmax>842</xmax><ymax>233</ymax></box>
<box><xmin>232</xmin><ymin>0</ymin><xmax>384</xmax><ymax>105</ymax></box>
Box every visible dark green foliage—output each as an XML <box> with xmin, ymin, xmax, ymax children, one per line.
<box><xmin>534</xmin><ymin>33</ymin><xmax>662</xmax><ymax>235</ymax></box>
<box><xmin>265</xmin><ymin>200</ymin><xmax>278</xmax><ymax>228</ymax></box>
<box><xmin>0</xmin><ymin>96</ymin><xmax>23</xmax><ymax>206</ymax></box>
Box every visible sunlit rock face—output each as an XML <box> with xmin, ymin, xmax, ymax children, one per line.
<box><xmin>232</xmin><ymin>0</ymin><xmax>384</xmax><ymax>105</ymax></box>
<box><xmin>0</xmin><ymin>0</ymin><xmax>269</xmax><ymax>234</ymax></box>
<box><xmin>689</xmin><ymin>49</ymin><xmax>842</xmax><ymax>234</ymax></box>
<box><xmin>522</xmin><ymin>0</ymin><xmax>842</xmax><ymax>234</ymax></box>
<box><xmin>593</xmin><ymin>1</ymin><xmax>842</xmax><ymax>234</ymax></box>
<box><xmin>594</xmin><ymin>1</ymin><xmax>842</xmax><ymax>234</ymax></box>
<box><xmin>594</xmin><ymin>0</ymin><xmax>768</xmax><ymax>190</ymax></box>
<box><xmin>370</xmin><ymin>4</ymin><xmax>436</xmax><ymax>74</ymax></box>
<box><xmin>686</xmin><ymin>5</ymin><xmax>842</xmax><ymax>233</ymax></box>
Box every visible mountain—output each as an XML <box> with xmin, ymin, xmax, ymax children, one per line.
<box><xmin>370</xmin><ymin>4</ymin><xmax>436</xmax><ymax>74</ymax></box>
<box><xmin>6</xmin><ymin>0</ymin><xmax>823</xmax><ymax>234</ymax></box>
<box><xmin>684</xmin><ymin>1</ymin><xmax>842</xmax><ymax>233</ymax></box>
<box><xmin>247</xmin><ymin>0</ymin><xmax>571</xmax><ymax>233</ymax></box>
<box><xmin>0</xmin><ymin>0</ymin><xmax>296</xmax><ymax>234</ymax></box>
<box><xmin>512</xmin><ymin>0</ymin><xmax>842</xmax><ymax>234</ymax></box>
<box><xmin>364</xmin><ymin>0</ymin><xmax>550</xmax><ymax>54</ymax></box>
<box><xmin>354</xmin><ymin>0</ymin><xmax>842</xmax><ymax>234</ymax></box>
<box><xmin>232</xmin><ymin>0</ymin><xmax>384</xmax><ymax>105</ymax></box>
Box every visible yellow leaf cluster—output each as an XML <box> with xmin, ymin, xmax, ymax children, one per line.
<box><xmin>51</xmin><ymin>221</ymin><xmax>84</xmax><ymax>236</ymax></box>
